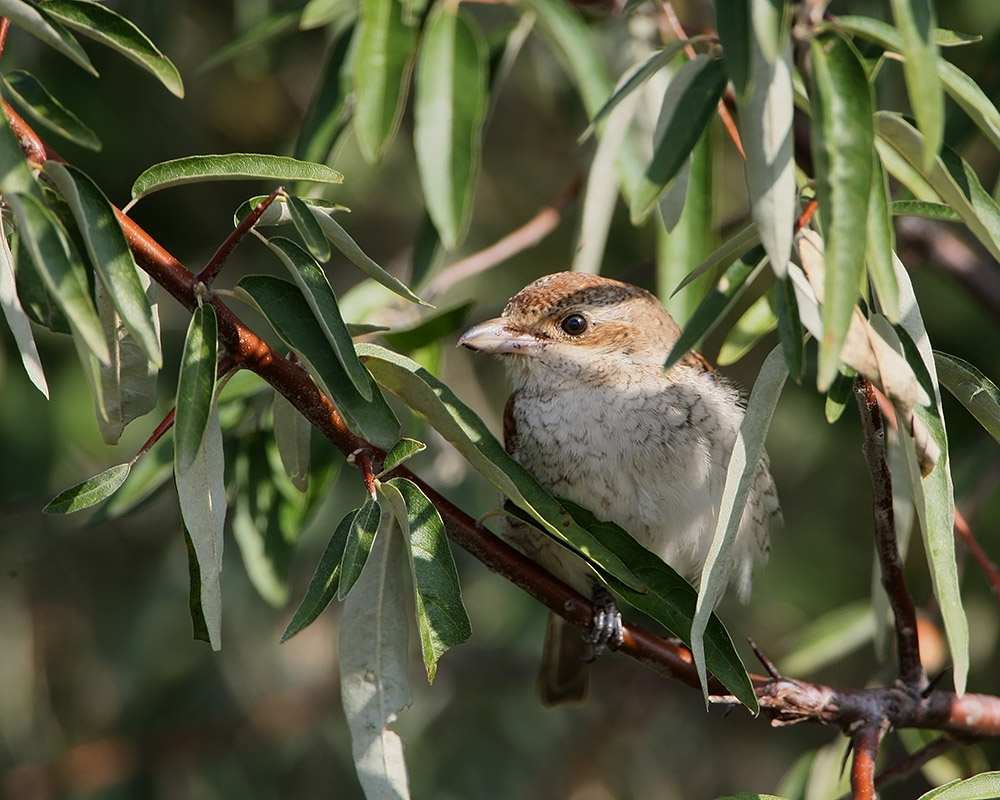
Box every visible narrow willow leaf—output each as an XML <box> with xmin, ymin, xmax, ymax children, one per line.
<box><xmin>382</xmin><ymin>438</ymin><xmax>426</xmax><ymax>473</ymax></box>
<box><xmin>338</xmin><ymin>497</ymin><xmax>382</xmax><ymax>600</ymax></box>
<box><xmin>197</xmin><ymin>10</ymin><xmax>299</xmax><ymax>73</ymax></box>
<box><xmin>518</xmin><ymin>0</ymin><xmax>644</xmax><ymax>202</ymax></box>
<box><xmin>889</xmin><ymin>0</ymin><xmax>942</xmax><ymax>168</ymax></box>
<box><xmin>0</xmin><ymin>0</ymin><xmax>95</xmax><ymax>75</ymax></box>
<box><xmin>281</xmin><ymin>510</ymin><xmax>355</xmax><ymax>642</ymax></box>
<box><xmin>380</xmin><ymin>301</ymin><xmax>473</xmax><ymax>351</ymax></box>
<box><xmin>773</xmin><ymin>273</ymin><xmax>804</xmax><ymax>380</ymax></box>
<box><xmin>915</xmin><ymin>772</ymin><xmax>1000</xmax><ymax>800</ymax></box>
<box><xmin>233</xmin><ymin>194</ymin><xmax>349</xmax><ymax>227</ymax></box>
<box><xmin>715</xmin><ymin>0</ymin><xmax>750</xmax><ymax>97</ymax></box>
<box><xmin>9</xmin><ymin>192</ymin><xmax>109</xmax><ymax>364</ymax></box>
<box><xmin>0</xmin><ymin>224</ymin><xmax>48</xmax><ymax>396</ymax></box>
<box><xmin>414</xmin><ymin>5</ymin><xmax>488</xmax><ymax>249</ymax></box>
<box><xmin>265</xmin><ymin>236</ymin><xmax>372</xmax><ymax>400</ymax></box>
<box><xmin>632</xmin><ymin>55</ymin><xmax>726</xmax><ymax>222</ymax></box>
<box><xmin>307</xmin><ymin>207</ymin><xmax>427</xmax><ymax>305</ymax></box>
<box><xmin>834</xmin><ymin>16</ymin><xmax>1000</xmax><ymax>152</ymax></box>
<box><xmin>352</xmin><ymin>0</ymin><xmax>417</xmax><ymax>163</ymax></box>
<box><xmin>356</xmin><ymin>343</ymin><xmax>643</xmax><ymax>591</ymax></box>
<box><xmin>878</xmin><ymin>112</ymin><xmax>1000</xmax><ymax>263</ymax></box>
<box><xmin>672</xmin><ymin>223</ymin><xmax>760</xmax><ymax>296</ymax></box>
<box><xmin>809</xmin><ymin>32</ymin><xmax>874</xmax><ymax>391</ymax></box>
<box><xmin>301</xmin><ymin>0</ymin><xmax>352</xmax><ymax>28</ymax></box>
<box><xmin>778</xmin><ymin>601</ymin><xmax>875</xmax><ymax>677</ymax></box>
<box><xmin>46</xmin><ymin>162</ymin><xmax>161</xmax><ymax>365</ymax></box>
<box><xmin>1</xmin><ymin>70</ymin><xmax>99</xmax><ymax>150</ymax></box>
<box><xmin>176</xmin><ymin>402</ymin><xmax>226</xmax><ymax>650</ymax></box>
<box><xmin>935</xmin><ymin>352</ymin><xmax>1000</xmax><ymax>443</ymax></box>
<box><xmin>540</xmin><ymin>499</ymin><xmax>756</xmax><ymax>710</ymax></box>
<box><xmin>875</xmin><ymin>138</ymin><xmax>941</xmax><ymax>204</ymax></box>
<box><xmin>664</xmin><ymin>246</ymin><xmax>769</xmax><ymax>371</ymax></box>
<box><xmin>41</xmin><ymin>0</ymin><xmax>184</xmax><ymax>98</ymax></box>
<box><xmin>129</xmin><ymin>154</ymin><xmax>343</xmax><ymax>205</ymax></box>
<box><xmin>740</xmin><ymin>2</ymin><xmax>795</xmax><ymax>276</ymax></box>
<box><xmin>175</xmin><ymin>304</ymin><xmax>218</xmax><ymax>472</ymax></box>
<box><xmin>866</xmin><ymin>156</ymin><xmax>900</xmax><ymax>322</ymax></box>
<box><xmin>580</xmin><ymin>38</ymin><xmax>702</xmax><ymax>141</ymax></box>
<box><xmin>272</xmin><ymin>390</ymin><xmax>312</xmax><ymax>491</ymax></box>
<box><xmin>890</xmin><ymin>200</ymin><xmax>960</xmax><ymax>221</ymax></box>
<box><xmin>295</xmin><ymin>25</ymin><xmax>355</xmax><ymax>163</ymax></box>
<box><xmin>691</xmin><ymin>346</ymin><xmax>786</xmax><ymax>706</ymax></box>
<box><xmin>717</xmin><ymin>293</ymin><xmax>777</xmax><ymax>366</ymax></box>
<box><xmin>339</xmin><ymin>523</ymin><xmax>412</xmax><ymax>800</ymax></box>
<box><xmin>890</xmin><ymin>255</ymin><xmax>968</xmax><ymax>695</ymax></box>
<box><xmin>93</xmin><ymin>441</ymin><xmax>173</xmax><ymax>521</ymax></box>
<box><xmin>824</xmin><ymin>365</ymin><xmax>856</xmax><ymax>424</ymax></box>
<box><xmin>44</xmin><ymin>463</ymin><xmax>130</xmax><ymax>513</ymax></box>
<box><xmin>236</xmin><ymin>275</ymin><xmax>400</xmax><ymax>448</ymax></box>
<box><xmin>286</xmin><ymin>195</ymin><xmax>332</xmax><ymax>262</ymax></box>
<box><xmin>379</xmin><ymin>477</ymin><xmax>471</xmax><ymax>682</ymax></box>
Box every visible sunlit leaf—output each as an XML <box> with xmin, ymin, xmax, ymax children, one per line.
<box><xmin>174</xmin><ymin>304</ymin><xmax>218</xmax><ymax>472</ymax></box>
<box><xmin>0</xmin><ymin>222</ymin><xmax>48</xmax><ymax>396</ymax></box>
<box><xmin>866</xmin><ymin>156</ymin><xmax>900</xmax><ymax>322</ymax></box>
<box><xmin>286</xmin><ymin>194</ymin><xmax>332</xmax><ymax>262</ymax></box>
<box><xmin>338</xmin><ymin>498</ymin><xmax>382</xmax><ymax>600</ymax></box>
<box><xmin>41</xmin><ymin>0</ymin><xmax>184</xmax><ymax>97</ymax></box>
<box><xmin>0</xmin><ymin>0</ymin><xmax>95</xmax><ymax>74</ymax></box>
<box><xmin>1</xmin><ymin>70</ymin><xmax>100</xmax><ymax>150</ymax></box>
<box><xmin>890</xmin><ymin>200</ymin><xmax>960</xmax><ymax>221</ymax></box>
<box><xmin>44</xmin><ymin>463</ymin><xmax>131</xmax><ymax>514</ymax></box>
<box><xmin>717</xmin><ymin>293</ymin><xmax>777</xmax><ymax>366</ymax></box>
<box><xmin>915</xmin><ymin>771</ymin><xmax>1000</xmax><ymax>800</ymax></box>
<box><xmin>935</xmin><ymin>352</ymin><xmax>1000</xmax><ymax>444</ymax></box>
<box><xmin>381</xmin><ymin>438</ymin><xmax>426</xmax><ymax>473</ymax></box>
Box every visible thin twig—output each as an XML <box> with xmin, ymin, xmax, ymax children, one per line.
<box><xmin>424</xmin><ymin>175</ymin><xmax>582</xmax><ymax>300</ymax></box>
<box><xmin>874</xmin><ymin>735</ymin><xmax>961</xmax><ymax>794</ymax></box>
<box><xmin>196</xmin><ymin>188</ymin><xmax>281</xmax><ymax>285</ymax></box>
<box><xmin>956</xmin><ymin>509</ymin><xmax>1000</xmax><ymax>599</ymax></box>
<box><xmin>855</xmin><ymin>377</ymin><xmax>927</xmax><ymax>692</ymax></box>
<box><xmin>850</xmin><ymin>722</ymin><xmax>887</xmax><ymax>800</ymax></box>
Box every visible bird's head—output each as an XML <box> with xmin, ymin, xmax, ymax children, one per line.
<box><xmin>458</xmin><ymin>272</ymin><xmax>686</xmax><ymax>386</ymax></box>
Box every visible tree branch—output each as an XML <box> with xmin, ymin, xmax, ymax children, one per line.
<box><xmin>850</xmin><ymin>722</ymin><xmax>886</xmax><ymax>800</ymax></box>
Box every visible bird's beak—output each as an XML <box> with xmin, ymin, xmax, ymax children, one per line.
<box><xmin>458</xmin><ymin>318</ymin><xmax>545</xmax><ymax>355</ymax></box>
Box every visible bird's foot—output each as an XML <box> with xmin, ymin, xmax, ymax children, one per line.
<box><xmin>583</xmin><ymin>587</ymin><xmax>623</xmax><ymax>659</ymax></box>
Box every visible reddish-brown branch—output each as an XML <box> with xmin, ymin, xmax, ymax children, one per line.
<box><xmin>8</xmin><ymin>79</ymin><xmax>1000</xmax><ymax>778</ymax></box>
<box><xmin>850</xmin><ymin>722</ymin><xmax>886</xmax><ymax>800</ymax></box>
<box><xmin>955</xmin><ymin>509</ymin><xmax>1000</xmax><ymax>600</ymax></box>
<box><xmin>855</xmin><ymin>378</ymin><xmax>927</xmax><ymax>692</ymax></box>
<box><xmin>0</xmin><ymin>18</ymin><xmax>11</xmax><ymax>60</ymax></box>
<box><xmin>196</xmin><ymin>188</ymin><xmax>281</xmax><ymax>285</ymax></box>
<box><xmin>874</xmin><ymin>735</ymin><xmax>960</xmax><ymax>793</ymax></box>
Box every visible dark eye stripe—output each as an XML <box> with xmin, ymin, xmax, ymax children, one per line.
<box><xmin>560</xmin><ymin>313</ymin><xmax>588</xmax><ymax>335</ymax></box>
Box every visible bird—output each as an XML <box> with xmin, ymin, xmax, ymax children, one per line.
<box><xmin>458</xmin><ymin>271</ymin><xmax>781</xmax><ymax>705</ymax></box>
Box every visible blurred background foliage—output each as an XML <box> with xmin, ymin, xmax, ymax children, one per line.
<box><xmin>2</xmin><ymin>0</ymin><xmax>1000</xmax><ymax>798</ymax></box>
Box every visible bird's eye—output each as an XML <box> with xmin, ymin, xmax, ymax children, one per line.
<box><xmin>560</xmin><ymin>313</ymin><xmax>588</xmax><ymax>335</ymax></box>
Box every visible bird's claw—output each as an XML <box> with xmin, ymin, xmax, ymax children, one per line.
<box><xmin>583</xmin><ymin>588</ymin><xmax>623</xmax><ymax>658</ymax></box>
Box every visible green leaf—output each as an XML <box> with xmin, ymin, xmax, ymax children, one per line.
<box><xmin>286</xmin><ymin>194</ymin><xmax>332</xmax><ymax>262</ymax></box>
<box><xmin>1</xmin><ymin>70</ymin><xmax>99</xmax><ymax>150</ymax></box>
<box><xmin>878</xmin><ymin>112</ymin><xmax>1000</xmax><ymax>263</ymax></box>
<box><xmin>175</xmin><ymin>401</ymin><xmax>226</xmax><ymax>651</ymax></box>
<box><xmin>414</xmin><ymin>5</ymin><xmax>488</xmax><ymax>250</ymax></box>
<box><xmin>740</xmin><ymin>0</ymin><xmax>795</xmax><ymax>276</ymax></box>
<box><xmin>890</xmin><ymin>200</ymin><xmax>960</xmax><ymax>221</ymax></box>
<box><xmin>672</xmin><ymin>222</ymin><xmax>759</xmax><ymax>297</ymax></box>
<box><xmin>44</xmin><ymin>463</ymin><xmax>131</xmax><ymax>513</ymax></box>
<box><xmin>281</xmin><ymin>509</ymin><xmax>355</xmax><ymax>642</ymax></box>
<box><xmin>295</xmin><ymin>25</ymin><xmax>355</xmax><ymax>163</ymax></box>
<box><xmin>352</xmin><ymin>0</ymin><xmax>417</xmax><ymax>163</ymax></box>
<box><xmin>664</xmin><ymin>245</ymin><xmax>769</xmax><ymax>371</ymax></box>
<box><xmin>0</xmin><ymin>101</ymin><xmax>43</xmax><ymax>197</ymax></box>
<box><xmin>41</xmin><ymin>0</ymin><xmax>184</xmax><ymax>98</ymax></box>
<box><xmin>356</xmin><ymin>343</ymin><xmax>644</xmax><ymax>591</ymax></box>
<box><xmin>175</xmin><ymin>304</ymin><xmax>218</xmax><ymax>472</ymax></box>
<box><xmin>717</xmin><ymin>293</ymin><xmax>777</xmax><ymax>366</ymax></box>
<box><xmin>549</xmin><ymin>499</ymin><xmax>756</xmax><ymax>710</ymax></box>
<box><xmin>715</xmin><ymin>0</ymin><xmax>750</xmax><ymax>97</ymax></box>
<box><xmin>338</xmin><ymin>497</ymin><xmax>382</xmax><ymax>599</ymax></box>
<box><xmin>382</xmin><ymin>438</ymin><xmax>426</xmax><ymax>473</ymax></box>
<box><xmin>306</xmin><ymin>207</ymin><xmax>428</xmax><ymax>306</ymax></box>
<box><xmin>890</xmin><ymin>255</ymin><xmax>968</xmax><ymax>695</ymax></box>
<box><xmin>632</xmin><ymin>55</ymin><xmax>726</xmax><ymax>222</ymax></box>
<box><xmin>772</xmin><ymin>274</ymin><xmax>804</xmax><ymax>381</ymax></box>
<box><xmin>198</xmin><ymin>9</ymin><xmax>300</xmax><ymax>73</ymax></box>
<box><xmin>338</xmin><ymin>521</ymin><xmax>412</xmax><ymax>800</ymax></box>
<box><xmin>272</xmin><ymin>390</ymin><xmax>312</xmax><ymax>492</ymax></box>
<box><xmin>264</xmin><ymin>236</ymin><xmax>372</xmax><ymax>400</ymax></box>
<box><xmin>934</xmin><ymin>352</ymin><xmax>1000</xmax><ymax>444</ymax></box>
<box><xmin>236</xmin><ymin>274</ymin><xmax>400</xmax><ymax>449</ymax></box>
<box><xmin>778</xmin><ymin>601</ymin><xmax>875</xmax><ymax>676</ymax></box>
<box><xmin>889</xmin><ymin>0</ymin><xmax>943</xmax><ymax>169</ymax></box>
<box><xmin>866</xmin><ymin>156</ymin><xmax>900</xmax><ymax>322</ymax></box>
<box><xmin>381</xmin><ymin>301</ymin><xmax>473</xmax><ymax>351</ymax></box>
<box><xmin>379</xmin><ymin>477</ymin><xmax>471</xmax><ymax>682</ymax></box>
<box><xmin>0</xmin><ymin>0</ymin><xmax>95</xmax><ymax>75</ymax></box>
<box><xmin>809</xmin><ymin>32</ymin><xmax>874</xmax><ymax>391</ymax></box>
<box><xmin>46</xmin><ymin>161</ymin><xmax>162</xmax><ymax>366</ymax></box>
<box><xmin>0</xmin><ymin>223</ymin><xmax>48</xmax><ymax>396</ymax></box>
<box><xmin>691</xmin><ymin>346</ymin><xmax>786</xmax><ymax>707</ymax></box>
<box><xmin>916</xmin><ymin>772</ymin><xmax>1000</xmax><ymax>800</ymax></box>
<box><xmin>9</xmin><ymin>191</ymin><xmax>109</xmax><ymax>364</ymax></box>
<box><xmin>129</xmin><ymin>154</ymin><xmax>343</xmax><ymax>205</ymax></box>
